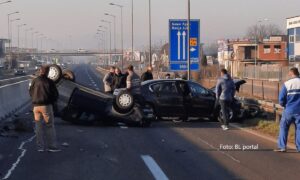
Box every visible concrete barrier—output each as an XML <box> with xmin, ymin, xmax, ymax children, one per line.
<box><xmin>0</xmin><ymin>80</ymin><xmax>31</xmax><ymax>122</ymax></box>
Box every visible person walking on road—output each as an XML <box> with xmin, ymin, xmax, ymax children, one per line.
<box><xmin>112</xmin><ymin>67</ymin><xmax>126</xmax><ymax>90</ymax></box>
<box><xmin>103</xmin><ymin>66</ymin><xmax>115</xmax><ymax>94</ymax></box>
<box><xmin>29</xmin><ymin>66</ymin><xmax>60</xmax><ymax>152</ymax></box>
<box><xmin>216</xmin><ymin>69</ymin><xmax>235</xmax><ymax>131</ymax></box>
<box><xmin>141</xmin><ymin>66</ymin><xmax>153</xmax><ymax>82</ymax></box>
<box><xmin>275</xmin><ymin>67</ymin><xmax>300</xmax><ymax>153</ymax></box>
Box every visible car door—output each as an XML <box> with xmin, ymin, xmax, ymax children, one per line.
<box><xmin>150</xmin><ymin>81</ymin><xmax>185</xmax><ymax>117</ymax></box>
<box><xmin>187</xmin><ymin>82</ymin><xmax>215</xmax><ymax>117</ymax></box>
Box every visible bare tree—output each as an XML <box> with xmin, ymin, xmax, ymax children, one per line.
<box><xmin>245</xmin><ymin>24</ymin><xmax>285</xmax><ymax>40</ymax></box>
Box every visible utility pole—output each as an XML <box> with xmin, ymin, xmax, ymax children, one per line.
<box><xmin>187</xmin><ymin>0</ymin><xmax>191</xmax><ymax>80</ymax></box>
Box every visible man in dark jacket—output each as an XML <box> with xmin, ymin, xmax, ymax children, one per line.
<box><xmin>141</xmin><ymin>66</ymin><xmax>153</xmax><ymax>82</ymax></box>
<box><xmin>29</xmin><ymin>66</ymin><xmax>60</xmax><ymax>152</ymax></box>
<box><xmin>112</xmin><ymin>67</ymin><xmax>126</xmax><ymax>90</ymax></box>
<box><xmin>216</xmin><ymin>69</ymin><xmax>235</xmax><ymax>131</ymax></box>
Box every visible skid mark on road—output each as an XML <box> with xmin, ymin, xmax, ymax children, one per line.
<box><xmin>3</xmin><ymin>135</ymin><xmax>35</xmax><ymax>179</ymax></box>
<box><xmin>141</xmin><ymin>155</ymin><xmax>169</xmax><ymax>180</ymax></box>
<box><xmin>197</xmin><ymin>136</ymin><xmax>241</xmax><ymax>164</ymax></box>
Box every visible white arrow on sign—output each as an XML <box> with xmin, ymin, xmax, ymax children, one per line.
<box><xmin>177</xmin><ymin>31</ymin><xmax>181</xmax><ymax>60</ymax></box>
<box><xmin>190</xmin><ymin>47</ymin><xmax>196</xmax><ymax>52</ymax></box>
<box><xmin>182</xmin><ymin>31</ymin><xmax>186</xmax><ymax>60</ymax></box>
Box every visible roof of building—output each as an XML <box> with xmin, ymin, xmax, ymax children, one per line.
<box><xmin>286</xmin><ymin>15</ymin><xmax>300</xmax><ymax>19</ymax></box>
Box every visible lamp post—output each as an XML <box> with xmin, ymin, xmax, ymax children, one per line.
<box><xmin>0</xmin><ymin>0</ymin><xmax>11</xmax><ymax>5</ymax></box>
<box><xmin>109</xmin><ymin>2</ymin><xmax>124</xmax><ymax>70</ymax></box>
<box><xmin>25</xmin><ymin>28</ymin><xmax>33</xmax><ymax>50</ymax></box>
<box><xmin>101</xmin><ymin>20</ymin><xmax>112</xmax><ymax>64</ymax></box>
<box><xmin>7</xmin><ymin>11</ymin><xmax>19</xmax><ymax>50</ymax></box>
<box><xmin>187</xmin><ymin>0</ymin><xmax>191</xmax><ymax>80</ymax></box>
<box><xmin>148</xmin><ymin>0</ymin><xmax>152</xmax><ymax>67</ymax></box>
<box><xmin>10</xmin><ymin>18</ymin><xmax>20</xmax><ymax>49</ymax></box>
<box><xmin>97</xmin><ymin>29</ymin><xmax>106</xmax><ymax>52</ymax></box>
<box><xmin>131</xmin><ymin>0</ymin><xmax>134</xmax><ymax>61</ymax></box>
<box><xmin>32</xmin><ymin>31</ymin><xmax>38</xmax><ymax>51</ymax></box>
<box><xmin>254</xmin><ymin>18</ymin><xmax>269</xmax><ymax>78</ymax></box>
<box><xmin>104</xmin><ymin>13</ymin><xmax>116</xmax><ymax>53</ymax></box>
<box><xmin>17</xmin><ymin>23</ymin><xmax>26</xmax><ymax>52</ymax></box>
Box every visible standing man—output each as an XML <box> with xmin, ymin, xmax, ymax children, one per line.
<box><xmin>141</xmin><ymin>66</ymin><xmax>153</xmax><ymax>82</ymax></box>
<box><xmin>275</xmin><ymin>67</ymin><xmax>300</xmax><ymax>152</ymax></box>
<box><xmin>216</xmin><ymin>69</ymin><xmax>235</xmax><ymax>131</ymax></box>
<box><xmin>126</xmin><ymin>65</ymin><xmax>141</xmax><ymax>96</ymax></box>
<box><xmin>29</xmin><ymin>66</ymin><xmax>60</xmax><ymax>152</ymax></box>
<box><xmin>103</xmin><ymin>66</ymin><xmax>115</xmax><ymax>94</ymax></box>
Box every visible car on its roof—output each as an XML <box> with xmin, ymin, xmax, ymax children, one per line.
<box><xmin>30</xmin><ymin>64</ymin><xmax>154</xmax><ymax>127</ymax></box>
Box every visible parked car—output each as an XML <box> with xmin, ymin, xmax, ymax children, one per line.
<box><xmin>141</xmin><ymin>79</ymin><xmax>245</xmax><ymax>122</ymax></box>
<box><xmin>32</xmin><ymin>64</ymin><xmax>154</xmax><ymax>127</ymax></box>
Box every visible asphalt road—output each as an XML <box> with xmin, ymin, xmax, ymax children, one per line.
<box><xmin>1</xmin><ymin>64</ymin><xmax>300</xmax><ymax>180</ymax></box>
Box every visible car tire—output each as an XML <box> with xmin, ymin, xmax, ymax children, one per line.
<box><xmin>47</xmin><ymin>64</ymin><xmax>62</xmax><ymax>83</ymax></box>
<box><xmin>114</xmin><ymin>90</ymin><xmax>134</xmax><ymax>114</ymax></box>
<box><xmin>63</xmin><ymin>69</ymin><xmax>75</xmax><ymax>82</ymax></box>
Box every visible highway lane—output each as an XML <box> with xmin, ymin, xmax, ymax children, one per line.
<box><xmin>1</xmin><ymin>64</ymin><xmax>300</xmax><ymax>180</ymax></box>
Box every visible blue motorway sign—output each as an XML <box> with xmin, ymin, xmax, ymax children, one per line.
<box><xmin>169</xmin><ymin>19</ymin><xmax>200</xmax><ymax>71</ymax></box>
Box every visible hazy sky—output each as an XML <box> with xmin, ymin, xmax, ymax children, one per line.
<box><xmin>0</xmin><ymin>0</ymin><xmax>299</xmax><ymax>50</ymax></box>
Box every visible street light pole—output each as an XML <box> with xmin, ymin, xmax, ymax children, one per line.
<box><xmin>187</xmin><ymin>0</ymin><xmax>191</xmax><ymax>80</ymax></box>
<box><xmin>97</xmin><ymin>29</ymin><xmax>106</xmax><ymax>52</ymax></box>
<box><xmin>149</xmin><ymin>0</ymin><xmax>152</xmax><ymax>67</ymax></box>
<box><xmin>132</xmin><ymin>0</ymin><xmax>134</xmax><ymax>61</ymax></box>
<box><xmin>109</xmin><ymin>2</ymin><xmax>124</xmax><ymax>70</ymax></box>
<box><xmin>0</xmin><ymin>0</ymin><xmax>11</xmax><ymax>5</ymax></box>
<box><xmin>101</xmin><ymin>20</ymin><xmax>112</xmax><ymax>65</ymax></box>
<box><xmin>254</xmin><ymin>18</ymin><xmax>268</xmax><ymax>78</ymax></box>
<box><xmin>99</xmin><ymin>26</ymin><xmax>108</xmax><ymax>65</ymax></box>
<box><xmin>7</xmin><ymin>11</ymin><xmax>19</xmax><ymax>51</ymax></box>
<box><xmin>104</xmin><ymin>13</ymin><xmax>116</xmax><ymax>53</ymax></box>
<box><xmin>25</xmin><ymin>28</ymin><xmax>33</xmax><ymax>50</ymax></box>
<box><xmin>33</xmin><ymin>31</ymin><xmax>38</xmax><ymax>51</ymax></box>
<box><xmin>10</xmin><ymin>18</ymin><xmax>20</xmax><ymax>49</ymax></box>
<box><xmin>17</xmin><ymin>23</ymin><xmax>26</xmax><ymax>52</ymax></box>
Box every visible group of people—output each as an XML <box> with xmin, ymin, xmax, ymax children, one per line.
<box><xmin>103</xmin><ymin>65</ymin><xmax>154</xmax><ymax>94</ymax></box>
<box><xmin>28</xmin><ymin>64</ymin><xmax>300</xmax><ymax>153</ymax></box>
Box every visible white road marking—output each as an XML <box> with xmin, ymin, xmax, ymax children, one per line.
<box><xmin>0</xmin><ymin>80</ymin><xmax>30</xmax><ymax>89</ymax></box>
<box><xmin>141</xmin><ymin>155</ymin><xmax>169</xmax><ymax>180</ymax></box>
<box><xmin>197</xmin><ymin>136</ymin><xmax>241</xmax><ymax>164</ymax></box>
<box><xmin>3</xmin><ymin>135</ymin><xmax>35</xmax><ymax>179</ymax></box>
<box><xmin>0</xmin><ymin>75</ymin><xmax>30</xmax><ymax>82</ymax></box>
<box><xmin>120</xmin><ymin>126</ymin><xmax>128</xmax><ymax>129</ymax></box>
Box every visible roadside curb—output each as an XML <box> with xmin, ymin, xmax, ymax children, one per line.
<box><xmin>231</xmin><ymin>123</ymin><xmax>296</xmax><ymax>149</ymax></box>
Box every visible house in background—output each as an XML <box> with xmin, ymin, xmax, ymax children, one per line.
<box><xmin>287</xmin><ymin>15</ymin><xmax>300</xmax><ymax>62</ymax></box>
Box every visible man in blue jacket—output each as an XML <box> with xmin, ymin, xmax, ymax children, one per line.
<box><xmin>275</xmin><ymin>67</ymin><xmax>300</xmax><ymax>152</ymax></box>
<box><xmin>216</xmin><ymin>69</ymin><xmax>235</xmax><ymax>130</ymax></box>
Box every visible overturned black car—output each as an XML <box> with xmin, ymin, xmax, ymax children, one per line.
<box><xmin>36</xmin><ymin>65</ymin><xmax>154</xmax><ymax>127</ymax></box>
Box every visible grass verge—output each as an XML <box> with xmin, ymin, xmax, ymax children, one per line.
<box><xmin>242</xmin><ymin>118</ymin><xmax>295</xmax><ymax>143</ymax></box>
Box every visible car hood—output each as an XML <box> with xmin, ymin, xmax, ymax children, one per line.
<box><xmin>210</xmin><ymin>79</ymin><xmax>246</xmax><ymax>93</ymax></box>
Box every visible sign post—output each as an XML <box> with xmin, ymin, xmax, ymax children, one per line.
<box><xmin>169</xmin><ymin>19</ymin><xmax>200</xmax><ymax>74</ymax></box>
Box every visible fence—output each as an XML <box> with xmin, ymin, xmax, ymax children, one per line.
<box><xmin>200</xmin><ymin>78</ymin><xmax>281</xmax><ymax>103</ymax></box>
<box><xmin>241</xmin><ymin>65</ymin><xmax>293</xmax><ymax>81</ymax></box>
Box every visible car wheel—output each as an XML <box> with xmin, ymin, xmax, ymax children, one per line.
<box><xmin>114</xmin><ymin>90</ymin><xmax>134</xmax><ymax>114</ymax></box>
<box><xmin>62</xmin><ymin>69</ymin><xmax>75</xmax><ymax>82</ymax></box>
<box><xmin>47</xmin><ymin>64</ymin><xmax>62</xmax><ymax>83</ymax></box>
